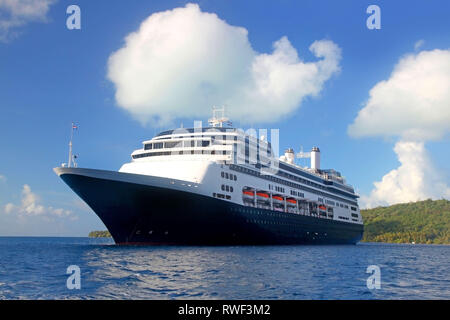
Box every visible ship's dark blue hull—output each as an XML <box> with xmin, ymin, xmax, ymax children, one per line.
<box><xmin>60</xmin><ymin>172</ymin><xmax>363</xmax><ymax>245</ymax></box>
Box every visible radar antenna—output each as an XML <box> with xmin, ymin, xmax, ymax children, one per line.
<box><xmin>296</xmin><ymin>146</ymin><xmax>311</xmax><ymax>159</ymax></box>
<box><xmin>296</xmin><ymin>146</ymin><xmax>311</xmax><ymax>168</ymax></box>
<box><xmin>208</xmin><ymin>106</ymin><xmax>232</xmax><ymax>128</ymax></box>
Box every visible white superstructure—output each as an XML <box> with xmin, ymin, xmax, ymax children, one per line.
<box><xmin>119</xmin><ymin>118</ymin><xmax>362</xmax><ymax>225</ymax></box>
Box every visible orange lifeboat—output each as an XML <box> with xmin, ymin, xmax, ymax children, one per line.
<box><xmin>318</xmin><ymin>205</ymin><xmax>326</xmax><ymax>211</ymax></box>
<box><xmin>272</xmin><ymin>195</ymin><xmax>284</xmax><ymax>206</ymax></box>
<box><xmin>256</xmin><ymin>192</ymin><xmax>270</xmax><ymax>202</ymax></box>
<box><xmin>286</xmin><ymin>198</ymin><xmax>297</xmax><ymax>206</ymax></box>
<box><xmin>243</xmin><ymin>190</ymin><xmax>254</xmax><ymax>197</ymax></box>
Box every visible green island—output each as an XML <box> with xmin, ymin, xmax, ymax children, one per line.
<box><xmin>88</xmin><ymin>199</ymin><xmax>450</xmax><ymax>244</ymax></box>
<box><xmin>361</xmin><ymin>199</ymin><xmax>450</xmax><ymax>244</ymax></box>
<box><xmin>88</xmin><ymin>230</ymin><xmax>111</xmax><ymax>238</ymax></box>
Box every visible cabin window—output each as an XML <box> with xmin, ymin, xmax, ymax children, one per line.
<box><xmin>164</xmin><ymin>141</ymin><xmax>181</xmax><ymax>148</ymax></box>
<box><xmin>154</xmin><ymin>142</ymin><xmax>163</xmax><ymax>149</ymax></box>
<box><xmin>144</xmin><ymin>144</ymin><xmax>152</xmax><ymax>150</ymax></box>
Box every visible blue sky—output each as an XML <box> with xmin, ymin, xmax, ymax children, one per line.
<box><xmin>1</xmin><ymin>0</ymin><xmax>449</xmax><ymax>236</ymax></box>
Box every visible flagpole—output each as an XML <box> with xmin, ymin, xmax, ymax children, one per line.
<box><xmin>68</xmin><ymin>122</ymin><xmax>74</xmax><ymax>168</ymax></box>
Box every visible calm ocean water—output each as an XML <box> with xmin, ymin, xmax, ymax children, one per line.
<box><xmin>0</xmin><ymin>237</ymin><xmax>448</xmax><ymax>299</ymax></box>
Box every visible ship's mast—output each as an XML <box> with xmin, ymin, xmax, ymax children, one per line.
<box><xmin>68</xmin><ymin>122</ymin><xmax>76</xmax><ymax>168</ymax></box>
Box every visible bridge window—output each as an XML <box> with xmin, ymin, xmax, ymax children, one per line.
<box><xmin>164</xmin><ymin>141</ymin><xmax>181</xmax><ymax>148</ymax></box>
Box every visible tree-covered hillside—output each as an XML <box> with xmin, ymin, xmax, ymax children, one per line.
<box><xmin>88</xmin><ymin>230</ymin><xmax>111</xmax><ymax>238</ymax></box>
<box><xmin>361</xmin><ymin>199</ymin><xmax>450</xmax><ymax>244</ymax></box>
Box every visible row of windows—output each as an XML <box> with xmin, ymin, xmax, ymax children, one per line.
<box><xmin>326</xmin><ymin>200</ymin><xmax>335</xmax><ymax>206</ymax></box>
<box><xmin>277</xmin><ymin>162</ymin><xmax>356</xmax><ymax>198</ymax></box>
<box><xmin>290</xmin><ymin>190</ymin><xmax>305</xmax><ymax>198</ymax></box>
<box><xmin>268</xmin><ymin>184</ymin><xmax>285</xmax><ymax>193</ymax></box>
<box><xmin>145</xmin><ymin>140</ymin><xmax>212</xmax><ymax>150</ymax></box>
<box><xmin>133</xmin><ymin>150</ymin><xmax>230</xmax><ymax>159</ymax></box>
<box><xmin>229</xmin><ymin>164</ymin><xmax>358</xmax><ymax>207</ymax></box>
<box><xmin>338</xmin><ymin>216</ymin><xmax>350</xmax><ymax>220</ymax></box>
<box><xmin>221</xmin><ymin>185</ymin><xmax>234</xmax><ymax>193</ymax></box>
<box><xmin>237</xmin><ymin>202</ymin><xmax>348</xmax><ymax>222</ymax></box>
<box><xmin>243</xmin><ymin>219</ymin><xmax>328</xmax><ymax>231</ymax></box>
<box><xmin>329</xmin><ymin>181</ymin><xmax>355</xmax><ymax>193</ymax></box>
<box><xmin>221</xmin><ymin>171</ymin><xmax>237</xmax><ymax>181</ymax></box>
<box><xmin>213</xmin><ymin>193</ymin><xmax>231</xmax><ymax>200</ymax></box>
<box><xmin>145</xmin><ymin>140</ymin><xmax>215</xmax><ymax>151</ymax></box>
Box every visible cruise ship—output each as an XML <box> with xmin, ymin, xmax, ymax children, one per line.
<box><xmin>55</xmin><ymin>111</ymin><xmax>363</xmax><ymax>245</ymax></box>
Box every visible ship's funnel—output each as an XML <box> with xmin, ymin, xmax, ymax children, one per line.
<box><xmin>285</xmin><ymin>148</ymin><xmax>295</xmax><ymax>164</ymax></box>
<box><xmin>311</xmin><ymin>147</ymin><xmax>320</xmax><ymax>170</ymax></box>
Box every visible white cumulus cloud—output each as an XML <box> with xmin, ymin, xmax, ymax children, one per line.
<box><xmin>0</xmin><ymin>0</ymin><xmax>57</xmax><ymax>42</ymax></box>
<box><xmin>349</xmin><ymin>48</ymin><xmax>450</xmax><ymax>207</ymax></box>
<box><xmin>348</xmin><ymin>49</ymin><xmax>450</xmax><ymax>141</ymax></box>
<box><xmin>3</xmin><ymin>184</ymin><xmax>74</xmax><ymax>219</ymax></box>
<box><xmin>360</xmin><ymin>141</ymin><xmax>450</xmax><ymax>208</ymax></box>
<box><xmin>107</xmin><ymin>3</ymin><xmax>341</xmax><ymax>125</ymax></box>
